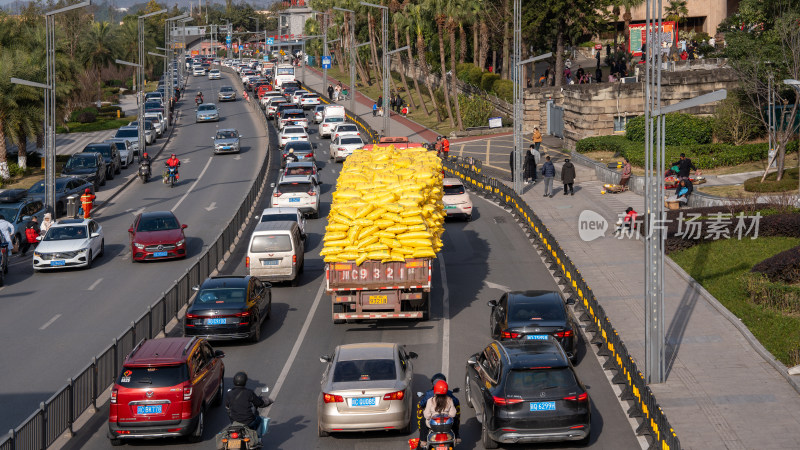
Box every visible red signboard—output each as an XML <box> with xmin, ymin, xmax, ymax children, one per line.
<box><xmin>628</xmin><ymin>21</ymin><xmax>678</xmax><ymax>57</ymax></box>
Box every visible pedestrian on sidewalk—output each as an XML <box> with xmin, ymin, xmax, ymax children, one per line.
<box><xmin>532</xmin><ymin>127</ymin><xmax>542</xmax><ymax>151</ymax></box>
<box><xmin>372</xmin><ymin>102</ymin><xmax>378</xmax><ymax>117</ymax></box>
<box><xmin>541</xmin><ymin>156</ymin><xmax>555</xmax><ymax>197</ymax></box>
<box><xmin>525</xmin><ymin>145</ymin><xmax>538</xmax><ymax>184</ymax></box>
<box><xmin>21</xmin><ymin>216</ymin><xmax>40</xmax><ymax>256</ymax></box>
<box><xmin>327</xmin><ymin>84</ymin><xmax>334</xmax><ymax>100</ymax></box>
<box><xmin>619</xmin><ymin>157</ymin><xmax>632</xmax><ymax>187</ymax></box>
<box><xmin>561</xmin><ymin>158</ymin><xmax>576</xmax><ymax>196</ymax></box>
<box><xmin>334</xmin><ymin>85</ymin><xmax>341</xmax><ymax>102</ymax></box>
<box><xmin>377</xmin><ymin>96</ymin><xmax>384</xmax><ymax>116</ymax></box>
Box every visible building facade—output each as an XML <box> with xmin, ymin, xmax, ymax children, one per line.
<box><xmin>620</xmin><ymin>0</ymin><xmax>739</xmax><ymax>36</ymax></box>
<box><xmin>279</xmin><ymin>6</ymin><xmax>313</xmax><ymax>38</ymax></box>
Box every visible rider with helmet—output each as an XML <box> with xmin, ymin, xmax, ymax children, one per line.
<box><xmin>165</xmin><ymin>153</ymin><xmax>180</xmax><ymax>180</ymax></box>
<box><xmin>195</xmin><ymin>91</ymin><xmax>204</xmax><ymax>105</ymax></box>
<box><xmin>225</xmin><ymin>372</ymin><xmax>273</xmax><ymax>439</ymax></box>
<box><xmin>417</xmin><ymin>373</ymin><xmax>461</xmax><ymax>445</ymax></box>
<box><xmin>439</xmin><ymin>135</ymin><xmax>450</xmax><ymax>158</ymax></box>
<box><xmin>420</xmin><ymin>379</ymin><xmax>458</xmax><ymax>447</ymax></box>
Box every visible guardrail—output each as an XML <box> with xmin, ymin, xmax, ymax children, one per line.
<box><xmin>0</xmin><ymin>66</ymin><xmax>271</xmax><ymax>450</ymax></box>
<box><xmin>442</xmin><ymin>159</ymin><xmax>681</xmax><ymax>450</ymax></box>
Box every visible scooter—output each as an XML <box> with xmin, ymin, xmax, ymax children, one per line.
<box><xmin>412</xmin><ymin>389</ymin><xmax>460</xmax><ymax>450</ymax></box>
<box><xmin>163</xmin><ymin>165</ymin><xmax>178</xmax><ymax>188</ymax></box>
<box><xmin>138</xmin><ymin>160</ymin><xmax>151</xmax><ymax>183</ymax></box>
<box><xmin>218</xmin><ymin>387</ymin><xmax>271</xmax><ymax>450</ymax></box>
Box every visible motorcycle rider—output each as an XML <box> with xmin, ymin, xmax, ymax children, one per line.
<box><xmin>417</xmin><ymin>373</ymin><xmax>460</xmax><ymax>445</ymax></box>
<box><xmin>165</xmin><ymin>153</ymin><xmax>180</xmax><ymax>181</ymax></box>
<box><xmin>284</xmin><ymin>148</ymin><xmax>299</xmax><ymax>165</ymax></box>
<box><xmin>439</xmin><ymin>135</ymin><xmax>450</xmax><ymax>158</ymax></box>
<box><xmin>195</xmin><ymin>91</ymin><xmax>204</xmax><ymax>105</ymax></box>
<box><xmin>139</xmin><ymin>152</ymin><xmax>151</xmax><ymax>179</ymax></box>
<box><xmin>225</xmin><ymin>372</ymin><xmax>272</xmax><ymax>440</ymax></box>
<box><xmin>420</xmin><ymin>380</ymin><xmax>458</xmax><ymax>448</ymax></box>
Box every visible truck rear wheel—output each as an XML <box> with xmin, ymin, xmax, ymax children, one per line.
<box><xmin>333</xmin><ymin>304</ymin><xmax>345</xmax><ymax>324</ymax></box>
<box><xmin>421</xmin><ymin>293</ymin><xmax>431</xmax><ymax>321</ymax></box>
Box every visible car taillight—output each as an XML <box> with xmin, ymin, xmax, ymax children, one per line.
<box><xmin>305</xmin><ymin>152</ymin><xmax>313</xmax><ymax>157</ymax></box>
<box><xmin>323</xmin><ymin>393</ymin><xmax>344</xmax><ymax>403</ymax></box>
<box><xmin>111</xmin><ymin>388</ymin><xmax>118</xmax><ymax>404</ymax></box>
<box><xmin>235</xmin><ymin>311</ymin><xmax>250</xmax><ymax>317</ymax></box>
<box><xmin>492</xmin><ymin>396</ymin><xmax>523</xmax><ymax>405</ymax></box>
<box><xmin>302</xmin><ymin>136</ymin><xmax>308</xmax><ymax>140</ymax></box>
<box><xmin>564</xmin><ymin>392</ymin><xmax>588</xmax><ymax>402</ymax></box>
<box><xmin>555</xmin><ymin>330</ymin><xmax>574</xmax><ymax>338</ymax></box>
<box><xmin>383</xmin><ymin>390</ymin><xmax>404</xmax><ymax>401</ymax></box>
<box><xmin>292</xmin><ymin>255</ymin><xmax>297</xmax><ymax>265</ymax></box>
<box><xmin>338</xmin><ymin>147</ymin><xmax>346</xmax><ymax>152</ymax></box>
<box><xmin>274</xmin><ymin>191</ymin><xmax>282</xmax><ymax>197</ymax></box>
<box><xmin>308</xmin><ymin>189</ymin><xmax>316</xmax><ymax>196</ymax></box>
<box><xmin>186</xmin><ymin>313</ymin><xmax>199</xmax><ymax>319</ymax></box>
<box><xmin>246</xmin><ymin>256</ymin><xmax>250</xmax><ymax>268</ymax></box>
<box><xmin>431</xmin><ymin>433</ymin><xmax>450</xmax><ymax>442</ymax></box>
<box><xmin>334</xmin><ymin>134</ymin><xmax>339</xmax><ymax>139</ymax></box>
<box><xmin>501</xmin><ymin>331</ymin><xmax>520</xmax><ymax>339</ymax></box>
<box><xmin>183</xmin><ymin>386</ymin><xmax>192</xmax><ymax>401</ymax></box>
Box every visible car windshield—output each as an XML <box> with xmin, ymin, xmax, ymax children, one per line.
<box><xmin>196</xmin><ymin>287</ymin><xmax>246</xmax><ymax>305</ymax></box>
<box><xmin>117</xmin><ymin>365</ymin><xmax>188</xmax><ymax>388</ymax></box>
<box><xmin>508</xmin><ymin>300</ymin><xmax>565</xmax><ymax>322</ymax></box>
<box><xmin>260</xmin><ymin>213</ymin><xmax>297</xmax><ymax>223</ymax></box>
<box><xmin>216</xmin><ymin>131</ymin><xmax>237</xmax><ymax>139</ymax></box>
<box><xmin>285</xmin><ymin>166</ymin><xmax>313</xmax><ymax>176</ymax></box>
<box><xmin>137</xmin><ymin>215</ymin><xmax>180</xmax><ymax>232</ymax></box>
<box><xmin>144</xmin><ymin>102</ymin><xmax>161</xmax><ymax>109</ymax></box>
<box><xmin>84</xmin><ymin>146</ymin><xmax>111</xmax><ymax>157</ymax></box>
<box><xmin>325</xmin><ymin>117</ymin><xmax>344</xmax><ymax>123</ymax></box>
<box><xmin>444</xmin><ymin>184</ymin><xmax>465</xmax><ymax>195</ymax></box>
<box><xmin>198</xmin><ymin>105</ymin><xmax>216</xmax><ymax>111</ymax></box>
<box><xmin>114</xmin><ymin>141</ymin><xmax>127</xmax><ymax>150</ymax></box>
<box><xmin>278</xmin><ymin>182</ymin><xmax>312</xmax><ymax>194</ymax></box>
<box><xmin>333</xmin><ymin>359</ymin><xmax>396</xmax><ymax>382</ymax></box>
<box><xmin>0</xmin><ymin>206</ymin><xmax>18</xmax><ymax>221</ymax></box>
<box><xmin>341</xmin><ymin>137</ymin><xmax>363</xmax><ymax>146</ymax></box>
<box><xmin>115</xmin><ymin>129</ymin><xmax>137</xmax><ymax>139</ymax></box>
<box><xmin>66</xmin><ymin>155</ymin><xmax>97</xmax><ymax>169</ymax></box>
<box><xmin>505</xmin><ymin>368</ymin><xmax>577</xmax><ymax>396</ymax></box>
<box><xmin>250</xmin><ymin>234</ymin><xmax>292</xmax><ymax>252</ymax></box>
<box><xmin>302</xmin><ymin>94</ymin><xmax>317</xmax><ymax>99</ymax></box>
<box><xmin>284</xmin><ymin>142</ymin><xmax>312</xmax><ymax>152</ymax></box>
<box><xmin>44</xmin><ymin>225</ymin><xmax>88</xmax><ymax>241</ymax></box>
<box><xmin>284</xmin><ymin>113</ymin><xmax>304</xmax><ymax>120</ymax></box>
<box><xmin>221</xmin><ymin>86</ymin><xmax>234</xmax><ymax>92</ymax></box>
<box><xmin>337</xmin><ymin>125</ymin><xmax>358</xmax><ymax>132</ymax></box>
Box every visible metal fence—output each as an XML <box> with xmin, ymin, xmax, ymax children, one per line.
<box><xmin>442</xmin><ymin>160</ymin><xmax>681</xmax><ymax>450</ymax></box>
<box><xmin>0</xmin><ymin>68</ymin><xmax>271</xmax><ymax>450</ymax></box>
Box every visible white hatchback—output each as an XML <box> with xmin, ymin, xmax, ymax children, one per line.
<box><xmin>329</xmin><ymin>135</ymin><xmax>364</xmax><ymax>162</ymax></box>
<box><xmin>442</xmin><ymin>178</ymin><xmax>473</xmax><ymax>221</ymax></box>
<box><xmin>192</xmin><ymin>66</ymin><xmax>206</xmax><ymax>76</ymax></box>
<box><xmin>278</xmin><ymin>126</ymin><xmax>309</xmax><ymax>149</ymax></box>
<box><xmin>208</xmin><ymin>69</ymin><xmax>221</xmax><ymax>80</ymax></box>
<box><xmin>270</xmin><ymin>179</ymin><xmax>320</xmax><ymax>218</ymax></box>
<box><xmin>32</xmin><ymin>219</ymin><xmax>104</xmax><ymax>271</ymax></box>
<box><xmin>331</xmin><ymin>123</ymin><xmax>361</xmax><ymax>141</ymax></box>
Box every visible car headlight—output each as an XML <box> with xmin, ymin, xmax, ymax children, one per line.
<box><xmin>175</xmin><ymin>239</ymin><xmax>185</xmax><ymax>247</ymax></box>
<box><xmin>33</xmin><ymin>252</ymin><xmax>41</xmax><ymax>258</ymax></box>
<box><xmin>134</xmin><ymin>243</ymin><xmax>145</xmax><ymax>249</ymax></box>
<box><xmin>77</xmin><ymin>247</ymin><xmax>89</xmax><ymax>254</ymax></box>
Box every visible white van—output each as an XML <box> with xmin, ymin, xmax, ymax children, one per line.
<box><xmin>246</xmin><ymin>221</ymin><xmax>304</xmax><ymax>286</ymax></box>
<box><xmin>323</xmin><ymin>105</ymin><xmax>345</xmax><ymax>121</ymax></box>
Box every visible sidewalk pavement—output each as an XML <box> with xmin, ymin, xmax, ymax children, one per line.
<box><xmin>303</xmin><ymin>66</ymin><xmax>800</xmax><ymax>448</ymax></box>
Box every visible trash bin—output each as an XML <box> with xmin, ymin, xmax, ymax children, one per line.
<box><xmin>66</xmin><ymin>195</ymin><xmax>78</xmax><ymax>219</ymax></box>
<box><xmin>307</xmin><ymin>56</ymin><xmax>315</xmax><ymax>67</ymax></box>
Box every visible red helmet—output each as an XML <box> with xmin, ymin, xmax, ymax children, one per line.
<box><xmin>85</xmin><ymin>188</ymin><xmax>91</xmax><ymax>193</ymax></box>
<box><xmin>433</xmin><ymin>380</ymin><xmax>448</xmax><ymax>395</ymax></box>
<box><xmin>143</xmin><ymin>152</ymin><xmax>149</xmax><ymax>158</ymax></box>
<box><xmin>171</xmin><ymin>154</ymin><xmax>176</xmax><ymax>158</ymax></box>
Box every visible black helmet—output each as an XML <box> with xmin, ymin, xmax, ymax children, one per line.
<box><xmin>430</xmin><ymin>373</ymin><xmax>447</xmax><ymax>385</ymax></box>
<box><xmin>233</xmin><ymin>372</ymin><xmax>248</xmax><ymax>387</ymax></box>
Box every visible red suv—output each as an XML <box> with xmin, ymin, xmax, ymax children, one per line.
<box><xmin>108</xmin><ymin>337</ymin><xmax>225</xmax><ymax>445</ymax></box>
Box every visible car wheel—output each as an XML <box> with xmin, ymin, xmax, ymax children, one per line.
<box><xmin>465</xmin><ymin>373</ymin><xmax>474</xmax><ymax>408</ymax></box>
<box><xmin>100</xmin><ymin>175</ymin><xmax>106</xmax><ymax>187</ymax></box>
<box><xmin>267</xmin><ymin>297</ymin><xmax>272</xmax><ymax>319</ymax></box>
<box><xmin>249</xmin><ymin>317</ymin><xmax>261</xmax><ymax>343</ymax></box>
<box><xmin>115</xmin><ymin>165</ymin><xmax>121</xmax><ymax>175</ymax></box>
<box><xmin>109</xmin><ymin>438</ymin><xmax>123</xmax><ymax>446</ymax></box>
<box><xmin>482</xmin><ymin>413</ymin><xmax>498</xmax><ymax>449</ymax></box>
<box><xmin>187</xmin><ymin>410</ymin><xmax>204</xmax><ymax>443</ymax></box>
<box><xmin>0</xmin><ymin>269</ymin><xmax>4</xmax><ymax>287</ymax></box>
<box><xmin>577</xmin><ymin>431</ymin><xmax>591</xmax><ymax>446</ymax></box>
<box><xmin>290</xmin><ymin>275</ymin><xmax>299</xmax><ymax>287</ymax></box>
<box><xmin>399</xmin><ymin>418</ymin><xmax>411</xmax><ymax>434</ymax></box>
<box><xmin>298</xmin><ymin>260</ymin><xmax>304</xmax><ymax>273</ymax></box>
<box><xmin>99</xmin><ymin>239</ymin><xmax>105</xmax><ymax>258</ymax></box>
<box><xmin>318</xmin><ymin>419</ymin><xmax>329</xmax><ymax>437</ymax></box>
<box><xmin>107</xmin><ymin>168</ymin><xmax>114</xmax><ymax>180</ymax></box>
<box><xmin>466</xmin><ymin>214</ymin><xmax>472</xmax><ymax>222</ymax></box>
<box><xmin>86</xmin><ymin>250</ymin><xmax>93</xmax><ymax>269</ymax></box>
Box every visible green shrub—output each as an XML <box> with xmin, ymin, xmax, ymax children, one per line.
<box><xmin>104</xmin><ymin>79</ymin><xmax>123</xmax><ymax>87</ymax></box>
<box><xmin>76</xmin><ymin>111</ymin><xmax>96</xmax><ymax>123</ymax></box>
<box><xmin>744</xmin><ymin>167</ymin><xmax>800</xmax><ymax>193</ymax></box>
<box><xmin>456</xmin><ymin>63</ymin><xmax>474</xmax><ymax>84</ymax></box>
<box><xmin>458</xmin><ymin>94</ymin><xmax>493</xmax><ymax>128</ymax></box>
<box><xmin>468</xmin><ymin>66</ymin><xmax>484</xmax><ymax>86</ymax></box>
<box><xmin>491</xmin><ymin>79</ymin><xmax>513</xmax><ymax>102</ymax></box>
<box><xmin>69</xmin><ymin>107</ymin><xmax>99</xmax><ymax>123</ymax></box>
<box><xmin>98</xmin><ymin>105</ymin><xmax>122</xmax><ymax>115</ymax></box>
<box><xmin>480</xmin><ymin>73</ymin><xmax>500</xmax><ymax>92</ymax></box>
<box><xmin>743</xmin><ymin>272</ymin><xmax>800</xmax><ymax>314</ymax></box>
<box><xmin>625</xmin><ymin>112</ymin><xmax>713</xmax><ymax>145</ymax></box>
<box><xmin>578</xmin><ymin>41</ymin><xmax>598</xmax><ymax>47</ymax></box>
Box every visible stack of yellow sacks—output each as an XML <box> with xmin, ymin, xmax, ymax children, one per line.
<box><xmin>321</xmin><ymin>146</ymin><xmax>445</xmax><ymax>265</ymax></box>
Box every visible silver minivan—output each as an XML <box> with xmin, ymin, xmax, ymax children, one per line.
<box><xmin>247</xmin><ymin>221</ymin><xmax>304</xmax><ymax>286</ymax></box>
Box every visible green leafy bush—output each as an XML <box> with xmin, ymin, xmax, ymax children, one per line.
<box><xmin>491</xmin><ymin>79</ymin><xmax>513</xmax><ymax>102</ymax></box>
<box><xmin>69</xmin><ymin>107</ymin><xmax>98</xmax><ymax>123</ymax></box>
<box><xmin>625</xmin><ymin>112</ymin><xmax>713</xmax><ymax>145</ymax></box>
<box><xmin>468</xmin><ymin>66</ymin><xmax>484</xmax><ymax>86</ymax></box>
<box><xmin>744</xmin><ymin>167</ymin><xmax>800</xmax><ymax>193</ymax></box>
<box><xmin>456</xmin><ymin>63</ymin><xmax>474</xmax><ymax>84</ymax></box>
<box><xmin>458</xmin><ymin>94</ymin><xmax>493</xmax><ymax>128</ymax></box>
<box><xmin>480</xmin><ymin>73</ymin><xmax>500</xmax><ymax>92</ymax></box>
<box><xmin>578</xmin><ymin>41</ymin><xmax>598</xmax><ymax>47</ymax></box>
<box><xmin>76</xmin><ymin>110</ymin><xmax>97</xmax><ymax>123</ymax></box>
<box><xmin>752</xmin><ymin>245</ymin><xmax>800</xmax><ymax>284</ymax></box>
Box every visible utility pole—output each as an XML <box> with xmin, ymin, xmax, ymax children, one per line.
<box><xmin>361</xmin><ymin>2</ymin><xmax>389</xmax><ymax>135</ymax></box>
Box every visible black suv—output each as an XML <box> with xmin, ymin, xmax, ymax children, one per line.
<box><xmin>488</xmin><ymin>291</ymin><xmax>579</xmax><ymax>363</ymax></box>
<box><xmin>81</xmin><ymin>143</ymin><xmax>121</xmax><ymax>180</ymax></box>
<box><xmin>62</xmin><ymin>152</ymin><xmax>107</xmax><ymax>190</ymax></box>
<box><xmin>184</xmin><ymin>275</ymin><xmax>272</xmax><ymax>342</ymax></box>
<box><xmin>464</xmin><ymin>339</ymin><xmax>590</xmax><ymax>448</ymax></box>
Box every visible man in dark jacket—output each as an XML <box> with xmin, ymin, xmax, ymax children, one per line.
<box><xmin>525</xmin><ymin>144</ymin><xmax>538</xmax><ymax>184</ymax></box>
<box><xmin>327</xmin><ymin>84</ymin><xmax>334</xmax><ymax>100</ymax></box>
<box><xmin>670</xmin><ymin>153</ymin><xmax>699</xmax><ymax>180</ymax></box>
<box><xmin>225</xmin><ymin>372</ymin><xmax>272</xmax><ymax>438</ymax></box>
<box><xmin>541</xmin><ymin>155</ymin><xmax>556</xmax><ymax>197</ymax></box>
<box><xmin>561</xmin><ymin>158</ymin><xmax>576</xmax><ymax>195</ymax></box>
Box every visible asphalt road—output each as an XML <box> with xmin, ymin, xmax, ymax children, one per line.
<box><xmin>0</xmin><ymin>70</ymin><xmax>269</xmax><ymax>432</ymax></box>
<box><xmin>64</xmin><ymin>100</ymin><xmax>640</xmax><ymax>449</ymax></box>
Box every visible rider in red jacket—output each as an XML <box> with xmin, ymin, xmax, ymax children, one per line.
<box><xmin>165</xmin><ymin>154</ymin><xmax>181</xmax><ymax>180</ymax></box>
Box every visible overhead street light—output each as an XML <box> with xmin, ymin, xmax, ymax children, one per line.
<box><xmin>361</xmin><ymin>1</ymin><xmax>390</xmax><ymax>135</ymax></box>
<box><xmin>311</xmin><ymin>10</ymin><xmax>331</xmax><ymax>96</ymax></box>
<box><xmin>9</xmin><ymin>78</ymin><xmax>49</xmax><ymax>90</ymax></box>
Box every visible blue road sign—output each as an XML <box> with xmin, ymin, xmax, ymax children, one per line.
<box><xmin>267</xmin><ymin>37</ymin><xmax>274</xmax><ymax>45</ymax></box>
<box><xmin>322</xmin><ymin>56</ymin><xmax>332</xmax><ymax>69</ymax></box>
<box><xmin>263</xmin><ymin>55</ymin><xmax>268</xmax><ymax>62</ymax></box>
<box><xmin>226</xmin><ymin>35</ymin><xmax>231</xmax><ymax>49</ymax></box>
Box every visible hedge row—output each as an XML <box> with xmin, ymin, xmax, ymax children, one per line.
<box><xmin>626</xmin><ymin>113</ymin><xmax>714</xmax><ymax>145</ymax></box>
<box><xmin>751</xmin><ymin>245</ymin><xmax>800</xmax><ymax>284</ymax></box>
<box><xmin>454</xmin><ymin>62</ymin><xmax>512</xmax><ymax>102</ymax></box>
<box><xmin>575</xmin><ymin>134</ymin><xmax>799</xmax><ymax>170</ymax></box>
<box><xmin>68</xmin><ymin>105</ymin><xmax>123</xmax><ymax>123</ymax></box>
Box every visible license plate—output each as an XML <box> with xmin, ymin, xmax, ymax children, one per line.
<box><xmin>444</xmin><ymin>205</ymin><xmax>456</xmax><ymax>209</ymax></box>
<box><xmin>530</xmin><ymin>401</ymin><xmax>556</xmax><ymax>412</ymax></box>
<box><xmin>369</xmin><ymin>295</ymin><xmax>388</xmax><ymax>305</ymax></box>
<box><xmin>50</xmin><ymin>260</ymin><xmax>66</xmax><ymax>266</ymax></box>
<box><xmin>435</xmin><ymin>446</ymin><xmax>449</xmax><ymax>450</ymax></box>
<box><xmin>351</xmin><ymin>397</ymin><xmax>376</xmax><ymax>407</ymax></box>
<box><xmin>289</xmin><ymin>197</ymin><xmax>300</xmax><ymax>202</ymax></box>
<box><xmin>137</xmin><ymin>405</ymin><xmax>163</xmax><ymax>414</ymax></box>
<box><xmin>526</xmin><ymin>335</ymin><xmax>548</xmax><ymax>340</ymax></box>
<box><xmin>153</xmin><ymin>251</ymin><xmax>168</xmax><ymax>257</ymax></box>
<box><xmin>261</xmin><ymin>259</ymin><xmax>280</xmax><ymax>266</ymax></box>
<box><xmin>206</xmin><ymin>318</ymin><xmax>226</xmax><ymax>325</ymax></box>
<box><xmin>226</xmin><ymin>439</ymin><xmax>242</xmax><ymax>449</ymax></box>
<box><xmin>222</xmin><ymin>146</ymin><xmax>231</xmax><ymax>150</ymax></box>
<box><xmin>291</xmin><ymin>137</ymin><xmax>299</xmax><ymax>140</ymax></box>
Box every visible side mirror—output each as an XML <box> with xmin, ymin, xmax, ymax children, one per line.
<box><xmin>487</xmin><ymin>300</ymin><xmax>498</xmax><ymax>308</ymax></box>
<box><xmin>91</xmin><ymin>232</ymin><xmax>100</xmax><ymax>238</ymax></box>
<box><xmin>407</xmin><ymin>351</ymin><xmax>419</xmax><ymax>359</ymax></box>
<box><xmin>261</xmin><ymin>386</ymin><xmax>269</xmax><ymax>394</ymax></box>
<box><xmin>214</xmin><ymin>350</ymin><xmax>225</xmax><ymax>358</ymax></box>
<box><xmin>467</xmin><ymin>356</ymin><xmax>478</xmax><ymax>366</ymax></box>
<box><xmin>416</xmin><ymin>392</ymin><xmax>423</xmax><ymax>398</ymax></box>
<box><xmin>127</xmin><ymin>227</ymin><xmax>134</xmax><ymax>234</ymax></box>
<box><xmin>192</xmin><ymin>285</ymin><xmax>200</xmax><ymax>291</ymax></box>
<box><xmin>181</xmin><ymin>224</ymin><xmax>188</xmax><ymax>229</ymax></box>
<box><xmin>319</xmin><ymin>355</ymin><xmax>332</xmax><ymax>363</ymax></box>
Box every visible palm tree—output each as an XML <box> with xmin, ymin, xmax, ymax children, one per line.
<box><xmin>620</xmin><ymin>0</ymin><xmax>645</xmax><ymax>50</ymax></box>
<box><xmin>664</xmin><ymin>0</ymin><xmax>689</xmax><ymax>37</ymax></box>
<box><xmin>391</xmin><ymin>11</ymin><xmax>416</xmax><ymax>109</ymax></box>
<box><xmin>400</xmin><ymin>12</ymin><xmax>428</xmax><ymax>114</ymax></box>
<box><xmin>0</xmin><ymin>49</ymin><xmax>43</xmax><ymax>179</ymax></box>
<box><xmin>82</xmin><ymin>21</ymin><xmax>117</xmax><ymax>71</ymax></box>
<box><xmin>409</xmin><ymin>2</ymin><xmax>441</xmax><ymax>121</ymax></box>
<box><xmin>432</xmin><ymin>0</ymin><xmax>455</xmax><ymax>127</ymax></box>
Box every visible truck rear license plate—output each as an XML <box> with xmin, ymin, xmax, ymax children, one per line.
<box><xmin>368</xmin><ymin>295</ymin><xmax>387</xmax><ymax>305</ymax></box>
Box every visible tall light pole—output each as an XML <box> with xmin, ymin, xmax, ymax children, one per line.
<box><xmin>10</xmin><ymin>0</ymin><xmax>90</xmax><ymax>217</ymax></box>
<box><xmin>178</xmin><ymin>17</ymin><xmax>193</xmax><ymax>83</ymax></box>
<box><xmin>249</xmin><ymin>16</ymin><xmax>260</xmax><ymax>33</ymax></box>
<box><xmin>165</xmin><ymin>13</ymin><xmax>189</xmax><ymax>126</ymax></box>
<box><xmin>311</xmin><ymin>11</ymin><xmax>330</xmax><ymax>95</ymax></box>
<box><xmin>138</xmin><ymin>9</ymin><xmax>167</xmax><ymax>159</ymax></box>
<box><xmin>514</xmin><ymin>53</ymin><xmax>550</xmax><ymax>194</ymax></box>
<box><xmin>333</xmin><ymin>6</ymin><xmax>356</xmax><ymax>112</ymax></box>
<box><xmin>361</xmin><ymin>2</ymin><xmax>389</xmax><ymax>135</ymax></box>
<box><xmin>782</xmin><ymin>79</ymin><xmax>800</xmax><ymax>195</ymax></box>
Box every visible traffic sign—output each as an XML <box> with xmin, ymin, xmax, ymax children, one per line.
<box><xmin>322</xmin><ymin>56</ymin><xmax>332</xmax><ymax>69</ymax></box>
<box><xmin>226</xmin><ymin>35</ymin><xmax>231</xmax><ymax>49</ymax></box>
<box><xmin>267</xmin><ymin>37</ymin><xmax>274</xmax><ymax>45</ymax></box>
<box><xmin>263</xmin><ymin>55</ymin><xmax>269</xmax><ymax>62</ymax></box>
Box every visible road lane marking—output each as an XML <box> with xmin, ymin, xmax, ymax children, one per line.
<box><xmin>87</xmin><ymin>278</ymin><xmax>103</xmax><ymax>291</ymax></box>
<box><xmin>171</xmin><ymin>156</ymin><xmax>213</xmax><ymax>212</ymax></box>
<box><xmin>439</xmin><ymin>254</ymin><xmax>451</xmax><ymax>380</ymax></box>
<box><xmin>486</xmin><ymin>139</ymin><xmax>491</xmax><ymax>164</ymax></box>
<box><xmin>266</xmin><ymin>280</ymin><xmax>326</xmax><ymax>413</ymax></box>
<box><xmin>204</xmin><ymin>202</ymin><xmax>217</xmax><ymax>211</ymax></box>
<box><xmin>483</xmin><ymin>281</ymin><xmax>511</xmax><ymax>291</ymax></box>
<box><xmin>40</xmin><ymin>314</ymin><xmax>62</xmax><ymax>330</ymax></box>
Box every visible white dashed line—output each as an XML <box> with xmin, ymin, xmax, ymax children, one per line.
<box><xmin>40</xmin><ymin>314</ymin><xmax>62</xmax><ymax>330</ymax></box>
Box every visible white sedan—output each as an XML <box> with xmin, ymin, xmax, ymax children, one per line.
<box><xmin>278</xmin><ymin>125</ymin><xmax>309</xmax><ymax>149</ymax></box>
<box><xmin>32</xmin><ymin>219</ymin><xmax>104</xmax><ymax>271</ymax></box>
<box><xmin>330</xmin><ymin>123</ymin><xmax>361</xmax><ymax>141</ymax></box>
<box><xmin>208</xmin><ymin>69</ymin><xmax>221</xmax><ymax>80</ymax></box>
<box><xmin>329</xmin><ymin>135</ymin><xmax>364</xmax><ymax>162</ymax></box>
<box><xmin>442</xmin><ymin>178</ymin><xmax>473</xmax><ymax>221</ymax></box>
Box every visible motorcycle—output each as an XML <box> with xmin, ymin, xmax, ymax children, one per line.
<box><xmin>218</xmin><ymin>387</ymin><xmax>271</xmax><ymax>450</ymax></box>
<box><xmin>138</xmin><ymin>160</ymin><xmax>151</xmax><ymax>183</ymax></box>
<box><xmin>412</xmin><ymin>389</ymin><xmax>460</xmax><ymax>450</ymax></box>
<box><xmin>195</xmin><ymin>95</ymin><xmax>204</xmax><ymax>106</ymax></box>
<box><xmin>163</xmin><ymin>165</ymin><xmax>178</xmax><ymax>187</ymax></box>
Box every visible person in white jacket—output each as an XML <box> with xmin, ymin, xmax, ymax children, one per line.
<box><xmin>421</xmin><ymin>380</ymin><xmax>458</xmax><ymax>446</ymax></box>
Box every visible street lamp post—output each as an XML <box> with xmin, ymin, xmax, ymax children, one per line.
<box><xmin>10</xmin><ymin>0</ymin><xmax>90</xmax><ymax>217</ymax></box>
<box><xmin>138</xmin><ymin>9</ymin><xmax>168</xmax><ymax>160</ymax></box>
<box><xmin>513</xmin><ymin>52</ymin><xmax>551</xmax><ymax>194</ymax></box>
<box><xmin>782</xmin><ymin>79</ymin><xmax>800</xmax><ymax>195</ymax></box>
<box><xmin>311</xmin><ymin>11</ymin><xmax>330</xmax><ymax>96</ymax></box>
<box><xmin>361</xmin><ymin>2</ymin><xmax>389</xmax><ymax>135</ymax></box>
<box><xmin>165</xmin><ymin>14</ymin><xmax>189</xmax><ymax>128</ymax></box>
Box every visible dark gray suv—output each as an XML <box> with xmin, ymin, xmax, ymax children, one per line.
<box><xmin>82</xmin><ymin>143</ymin><xmax>121</xmax><ymax>180</ymax></box>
